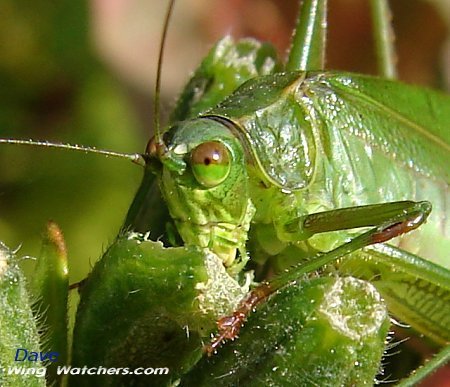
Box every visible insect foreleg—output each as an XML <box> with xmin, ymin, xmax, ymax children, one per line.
<box><xmin>207</xmin><ymin>205</ymin><xmax>429</xmax><ymax>353</ymax></box>
<box><xmin>276</xmin><ymin>200</ymin><xmax>431</xmax><ymax>243</ymax></box>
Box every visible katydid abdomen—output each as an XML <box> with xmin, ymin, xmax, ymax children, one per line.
<box><xmin>206</xmin><ymin>70</ymin><xmax>450</xmax><ymax>270</ymax></box>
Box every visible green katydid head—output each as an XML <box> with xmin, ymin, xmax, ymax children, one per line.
<box><xmin>147</xmin><ymin>117</ymin><xmax>255</xmax><ymax>269</ymax></box>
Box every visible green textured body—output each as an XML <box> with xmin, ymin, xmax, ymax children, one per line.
<box><xmin>209</xmin><ymin>71</ymin><xmax>450</xmax><ymax>268</ymax></box>
<box><xmin>153</xmin><ymin>54</ymin><xmax>450</xmax><ymax>346</ymax></box>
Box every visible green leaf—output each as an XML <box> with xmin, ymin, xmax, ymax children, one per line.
<box><xmin>0</xmin><ymin>242</ymin><xmax>45</xmax><ymax>387</ymax></box>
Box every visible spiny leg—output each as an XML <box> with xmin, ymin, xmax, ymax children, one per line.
<box><xmin>369</xmin><ymin>0</ymin><xmax>397</xmax><ymax>79</ymax></box>
<box><xmin>286</xmin><ymin>0</ymin><xmax>327</xmax><ymax>71</ymax></box>
<box><xmin>205</xmin><ymin>200</ymin><xmax>431</xmax><ymax>355</ymax></box>
<box><xmin>278</xmin><ymin>200</ymin><xmax>430</xmax><ymax>242</ymax></box>
<box><xmin>286</xmin><ymin>0</ymin><xmax>397</xmax><ymax>76</ymax></box>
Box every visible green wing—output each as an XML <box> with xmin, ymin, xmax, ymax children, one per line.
<box><xmin>210</xmin><ymin>71</ymin><xmax>450</xmax><ymax>191</ymax></box>
<box><xmin>309</xmin><ymin>72</ymin><xmax>450</xmax><ymax>183</ymax></box>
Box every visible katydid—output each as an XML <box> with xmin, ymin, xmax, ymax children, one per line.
<box><xmin>128</xmin><ymin>0</ymin><xmax>450</xmax><ymax>382</ymax></box>
<box><xmin>0</xmin><ymin>0</ymin><xmax>449</xmax><ymax>385</ymax></box>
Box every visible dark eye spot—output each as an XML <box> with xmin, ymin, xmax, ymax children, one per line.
<box><xmin>191</xmin><ymin>142</ymin><xmax>229</xmax><ymax>166</ymax></box>
<box><xmin>190</xmin><ymin>141</ymin><xmax>231</xmax><ymax>188</ymax></box>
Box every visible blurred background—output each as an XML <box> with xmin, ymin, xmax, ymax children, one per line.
<box><xmin>0</xmin><ymin>0</ymin><xmax>449</xmax><ymax>383</ymax></box>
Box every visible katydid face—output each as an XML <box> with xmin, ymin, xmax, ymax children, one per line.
<box><xmin>152</xmin><ymin>118</ymin><xmax>255</xmax><ymax>268</ymax></box>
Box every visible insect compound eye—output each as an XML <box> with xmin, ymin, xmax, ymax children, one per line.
<box><xmin>190</xmin><ymin>141</ymin><xmax>231</xmax><ymax>188</ymax></box>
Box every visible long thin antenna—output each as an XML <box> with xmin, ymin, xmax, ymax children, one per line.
<box><xmin>153</xmin><ymin>0</ymin><xmax>176</xmax><ymax>143</ymax></box>
<box><xmin>0</xmin><ymin>138</ymin><xmax>145</xmax><ymax>165</ymax></box>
